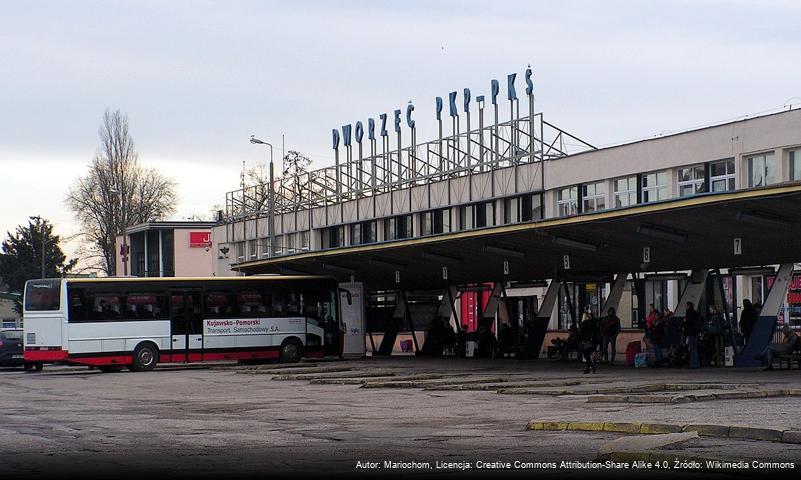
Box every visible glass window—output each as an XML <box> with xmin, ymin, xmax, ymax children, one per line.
<box><xmin>504</xmin><ymin>197</ymin><xmax>520</xmax><ymax>224</ymax></box>
<box><xmin>790</xmin><ymin>149</ymin><xmax>801</xmax><ymax>181</ymax></box>
<box><xmin>420</xmin><ymin>209</ymin><xmax>451</xmax><ymax>235</ymax></box>
<box><xmin>24</xmin><ymin>279</ymin><xmax>61</xmax><ymax>311</ymax></box>
<box><xmin>641</xmin><ymin>171</ymin><xmax>667</xmax><ymax>203</ymax></box>
<box><xmin>710</xmin><ymin>159</ymin><xmax>736</xmax><ymax>192</ymax></box>
<box><xmin>747</xmin><ymin>152</ymin><xmax>776</xmax><ymax>187</ymax></box>
<box><xmin>285</xmin><ymin>234</ymin><xmax>295</xmax><ymax>254</ymax></box>
<box><xmin>581</xmin><ymin>182</ymin><xmax>607</xmax><ymax>213</ymax></box>
<box><xmin>460</xmin><ymin>205</ymin><xmax>473</xmax><ymax>230</ymax></box>
<box><xmin>476</xmin><ymin>202</ymin><xmax>494</xmax><ymax>228</ymax></box>
<box><xmin>521</xmin><ymin>194</ymin><xmax>542</xmax><ymax>222</ymax></box>
<box><xmin>300</xmin><ymin>231</ymin><xmax>310</xmax><ymax>251</ymax></box>
<box><xmin>677</xmin><ymin>164</ymin><xmax>706</xmax><ymax>197</ymax></box>
<box><xmin>614</xmin><ymin>176</ymin><xmax>637</xmax><ymax>208</ymax></box>
<box><xmin>351</xmin><ymin>221</ymin><xmax>377</xmax><ymax>245</ymax></box>
<box><xmin>248</xmin><ymin>239</ymin><xmax>258</xmax><ymax>260</ymax></box>
<box><xmin>384</xmin><ymin>215</ymin><xmax>412</xmax><ymax>240</ymax></box>
<box><xmin>350</xmin><ymin>223</ymin><xmax>361</xmax><ymax>246</ymax></box>
<box><xmin>557</xmin><ymin>186</ymin><xmax>578</xmax><ymax>216</ymax></box>
<box><xmin>0</xmin><ymin>330</ymin><xmax>23</xmax><ymax>340</ymax></box>
<box><xmin>321</xmin><ymin>226</ymin><xmax>344</xmax><ymax>249</ymax></box>
<box><xmin>236</xmin><ymin>242</ymin><xmax>245</xmax><ymax>262</ymax></box>
<box><xmin>271</xmin><ymin>237</ymin><xmax>281</xmax><ymax>257</ymax></box>
<box><xmin>436</xmin><ymin>209</ymin><xmax>451</xmax><ymax>233</ymax></box>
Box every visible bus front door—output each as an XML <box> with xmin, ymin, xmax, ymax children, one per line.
<box><xmin>170</xmin><ymin>291</ymin><xmax>203</xmax><ymax>363</ymax></box>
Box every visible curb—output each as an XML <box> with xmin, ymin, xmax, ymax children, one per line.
<box><xmin>528</xmin><ymin>420</ymin><xmax>799</xmax><ymax>444</ymax></box>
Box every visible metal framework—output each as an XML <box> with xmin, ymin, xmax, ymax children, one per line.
<box><xmin>225</xmin><ymin>110</ymin><xmax>595</xmax><ymax>222</ymax></box>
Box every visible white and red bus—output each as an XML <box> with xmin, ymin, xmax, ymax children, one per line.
<box><xmin>23</xmin><ymin>276</ymin><xmax>343</xmax><ymax>372</ymax></box>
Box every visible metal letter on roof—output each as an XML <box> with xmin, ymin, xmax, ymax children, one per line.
<box><xmin>368</xmin><ymin>118</ymin><xmax>376</xmax><ymax>140</ymax></box>
<box><xmin>380</xmin><ymin>113</ymin><xmax>388</xmax><ymax>137</ymax></box>
<box><xmin>448</xmin><ymin>91</ymin><xmax>458</xmax><ymax>117</ymax></box>
<box><xmin>463</xmin><ymin>88</ymin><xmax>471</xmax><ymax>113</ymax></box>
<box><xmin>435</xmin><ymin>96</ymin><xmax>443</xmax><ymax>121</ymax></box>
<box><xmin>393</xmin><ymin>109</ymin><xmax>402</xmax><ymax>133</ymax></box>
<box><xmin>406</xmin><ymin>103</ymin><xmax>415</xmax><ymax>128</ymax></box>
<box><xmin>507</xmin><ymin>73</ymin><xmax>517</xmax><ymax>101</ymax></box>
<box><xmin>491</xmin><ymin>79</ymin><xmax>500</xmax><ymax>105</ymax></box>
<box><xmin>354</xmin><ymin>121</ymin><xmax>364</xmax><ymax>143</ymax></box>
<box><xmin>342</xmin><ymin>124</ymin><xmax>352</xmax><ymax>147</ymax></box>
<box><xmin>332</xmin><ymin>129</ymin><xmax>340</xmax><ymax>149</ymax></box>
<box><xmin>525</xmin><ymin>67</ymin><xmax>533</xmax><ymax>96</ymax></box>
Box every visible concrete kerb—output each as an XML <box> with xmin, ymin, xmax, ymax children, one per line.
<box><xmin>528</xmin><ymin>420</ymin><xmax>795</xmax><ymax>444</ymax></box>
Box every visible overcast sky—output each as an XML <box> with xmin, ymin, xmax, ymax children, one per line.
<box><xmin>2</xmin><ymin>0</ymin><xmax>800</xmax><ymax>261</ymax></box>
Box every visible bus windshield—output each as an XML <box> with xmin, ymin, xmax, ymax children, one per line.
<box><xmin>24</xmin><ymin>279</ymin><xmax>62</xmax><ymax>311</ymax></box>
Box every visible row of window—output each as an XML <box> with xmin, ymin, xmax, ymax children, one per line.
<box><xmin>67</xmin><ymin>288</ymin><xmax>336</xmax><ymax>324</ymax></box>
<box><xmin>237</xmin><ymin>231</ymin><xmax>311</xmax><ymax>261</ymax></box>
<box><xmin>557</xmin><ymin>158</ymin><xmax>738</xmax><ymax>216</ymax></box>
<box><xmin>230</xmin><ymin>148</ymin><xmax>801</xmax><ymax>257</ymax></box>
<box><xmin>318</xmin><ymin>194</ymin><xmax>543</xmax><ymax>249</ymax></box>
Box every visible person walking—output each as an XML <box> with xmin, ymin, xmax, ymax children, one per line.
<box><xmin>601</xmin><ymin>307</ymin><xmax>621</xmax><ymax>365</ymax></box>
<box><xmin>579</xmin><ymin>313</ymin><xmax>599</xmax><ymax>374</ymax></box>
<box><xmin>683</xmin><ymin>301</ymin><xmax>703</xmax><ymax>369</ymax></box>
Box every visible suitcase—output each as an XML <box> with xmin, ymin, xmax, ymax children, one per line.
<box><xmin>626</xmin><ymin>341</ymin><xmax>642</xmax><ymax>366</ymax></box>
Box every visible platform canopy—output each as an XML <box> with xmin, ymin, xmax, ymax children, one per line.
<box><xmin>234</xmin><ymin>184</ymin><xmax>801</xmax><ymax>290</ymax></box>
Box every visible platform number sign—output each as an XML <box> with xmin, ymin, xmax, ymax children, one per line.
<box><xmin>503</xmin><ymin>260</ymin><xmax>509</xmax><ymax>276</ymax></box>
<box><xmin>562</xmin><ymin>255</ymin><xmax>570</xmax><ymax>270</ymax></box>
<box><xmin>395</xmin><ymin>270</ymin><xmax>401</xmax><ymax>284</ymax></box>
<box><xmin>643</xmin><ymin>247</ymin><xmax>651</xmax><ymax>264</ymax></box>
<box><xmin>734</xmin><ymin>237</ymin><xmax>742</xmax><ymax>256</ymax></box>
<box><xmin>442</xmin><ymin>266</ymin><xmax>448</xmax><ymax>280</ymax></box>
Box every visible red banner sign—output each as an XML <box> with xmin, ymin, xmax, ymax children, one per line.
<box><xmin>189</xmin><ymin>231</ymin><xmax>211</xmax><ymax>248</ymax></box>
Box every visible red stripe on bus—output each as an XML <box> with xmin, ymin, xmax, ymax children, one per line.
<box><xmin>69</xmin><ymin>355</ymin><xmax>133</xmax><ymax>367</ymax></box>
<box><xmin>24</xmin><ymin>350</ymin><xmax>68</xmax><ymax>362</ymax></box>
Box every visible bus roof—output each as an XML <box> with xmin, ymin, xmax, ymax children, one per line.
<box><xmin>57</xmin><ymin>275</ymin><xmax>336</xmax><ymax>284</ymax></box>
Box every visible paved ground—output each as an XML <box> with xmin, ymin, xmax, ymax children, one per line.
<box><xmin>1</xmin><ymin>358</ymin><xmax>800</xmax><ymax>479</ymax></box>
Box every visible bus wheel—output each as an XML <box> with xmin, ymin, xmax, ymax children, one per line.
<box><xmin>279</xmin><ymin>339</ymin><xmax>303</xmax><ymax>363</ymax></box>
<box><xmin>24</xmin><ymin>363</ymin><xmax>41</xmax><ymax>372</ymax></box>
<box><xmin>132</xmin><ymin>343</ymin><xmax>159</xmax><ymax>372</ymax></box>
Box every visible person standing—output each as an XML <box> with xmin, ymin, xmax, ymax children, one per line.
<box><xmin>650</xmin><ymin>311</ymin><xmax>666</xmax><ymax>367</ymax></box>
<box><xmin>645</xmin><ymin>304</ymin><xmax>659</xmax><ymax>336</ymax></box>
<box><xmin>683</xmin><ymin>301</ymin><xmax>703</xmax><ymax>369</ymax></box>
<box><xmin>601</xmin><ymin>307</ymin><xmax>621</xmax><ymax>365</ymax></box>
<box><xmin>579</xmin><ymin>313</ymin><xmax>599</xmax><ymax>374</ymax></box>
<box><xmin>740</xmin><ymin>299</ymin><xmax>757</xmax><ymax>343</ymax></box>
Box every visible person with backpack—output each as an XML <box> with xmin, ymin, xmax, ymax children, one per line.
<box><xmin>601</xmin><ymin>307</ymin><xmax>621</xmax><ymax>365</ymax></box>
<box><xmin>683</xmin><ymin>301</ymin><xmax>703</xmax><ymax>369</ymax></box>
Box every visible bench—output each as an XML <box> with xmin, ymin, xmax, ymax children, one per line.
<box><xmin>776</xmin><ymin>352</ymin><xmax>801</xmax><ymax>369</ymax></box>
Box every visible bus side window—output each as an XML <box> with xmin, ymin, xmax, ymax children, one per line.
<box><xmin>68</xmin><ymin>289</ymin><xmax>87</xmax><ymax>322</ymax></box>
<box><xmin>154</xmin><ymin>295</ymin><xmax>169</xmax><ymax>319</ymax></box>
<box><xmin>122</xmin><ymin>296</ymin><xmax>139</xmax><ymax>319</ymax></box>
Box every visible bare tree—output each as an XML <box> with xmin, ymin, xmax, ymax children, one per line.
<box><xmin>66</xmin><ymin>109</ymin><xmax>176</xmax><ymax>275</ymax></box>
<box><xmin>241</xmin><ymin>150</ymin><xmax>314</xmax><ymax>213</ymax></box>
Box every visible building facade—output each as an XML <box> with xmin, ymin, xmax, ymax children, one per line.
<box><xmin>116</xmin><ymin>221</ymin><xmax>216</xmax><ymax>278</ymax></box>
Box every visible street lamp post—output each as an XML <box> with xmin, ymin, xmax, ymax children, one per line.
<box><xmin>249</xmin><ymin>135</ymin><xmax>275</xmax><ymax>258</ymax></box>
<box><xmin>110</xmin><ymin>186</ymin><xmax>128</xmax><ymax>276</ymax></box>
<box><xmin>30</xmin><ymin>216</ymin><xmax>45</xmax><ymax>279</ymax></box>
